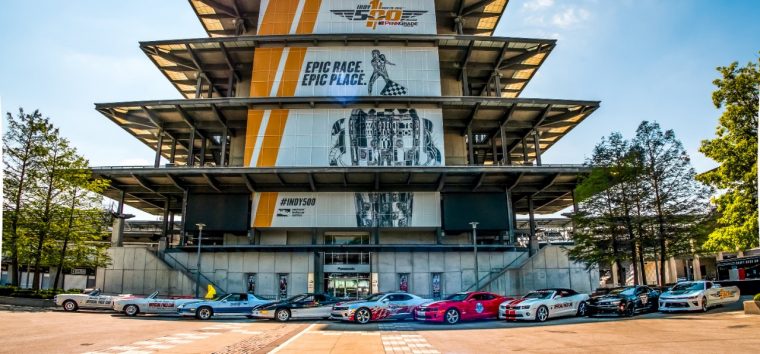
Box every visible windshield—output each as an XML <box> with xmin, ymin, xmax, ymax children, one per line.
<box><xmin>671</xmin><ymin>282</ymin><xmax>704</xmax><ymax>292</ymax></box>
<box><xmin>148</xmin><ymin>291</ymin><xmax>159</xmax><ymax>299</ymax></box>
<box><xmin>523</xmin><ymin>291</ymin><xmax>553</xmax><ymax>300</ymax></box>
<box><xmin>365</xmin><ymin>294</ymin><xmax>385</xmax><ymax>302</ymax></box>
<box><xmin>608</xmin><ymin>287</ymin><xmax>636</xmax><ymax>296</ymax></box>
<box><xmin>445</xmin><ymin>293</ymin><xmax>469</xmax><ymax>301</ymax></box>
<box><xmin>286</xmin><ymin>295</ymin><xmax>307</xmax><ymax>303</ymax></box>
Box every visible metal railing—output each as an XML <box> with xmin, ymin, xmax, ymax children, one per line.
<box><xmin>464</xmin><ymin>251</ymin><xmax>530</xmax><ymax>292</ymax></box>
<box><xmin>160</xmin><ymin>251</ymin><xmax>226</xmax><ymax>294</ymax></box>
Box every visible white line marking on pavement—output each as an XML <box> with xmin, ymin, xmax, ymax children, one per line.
<box><xmin>268</xmin><ymin>322</ymin><xmax>319</xmax><ymax>354</ymax></box>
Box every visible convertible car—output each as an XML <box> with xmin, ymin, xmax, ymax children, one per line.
<box><xmin>659</xmin><ymin>281</ymin><xmax>740</xmax><ymax>312</ymax></box>
<box><xmin>113</xmin><ymin>291</ymin><xmax>200</xmax><ymax>316</ymax></box>
<box><xmin>54</xmin><ymin>289</ymin><xmax>136</xmax><ymax>312</ymax></box>
<box><xmin>416</xmin><ymin>291</ymin><xmax>509</xmax><ymax>324</ymax></box>
<box><xmin>177</xmin><ymin>293</ymin><xmax>272</xmax><ymax>320</ymax></box>
<box><xmin>251</xmin><ymin>293</ymin><xmax>340</xmax><ymax>321</ymax></box>
<box><xmin>499</xmin><ymin>288</ymin><xmax>590</xmax><ymax>322</ymax></box>
<box><xmin>588</xmin><ymin>285</ymin><xmax>659</xmax><ymax>317</ymax></box>
<box><xmin>330</xmin><ymin>292</ymin><xmax>431</xmax><ymax>324</ymax></box>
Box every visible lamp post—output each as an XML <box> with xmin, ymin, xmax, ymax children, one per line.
<box><xmin>470</xmin><ymin>222</ymin><xmax>479</xmax><ymax>290</ymax></box>
<box><xmin>195</xmin><ymin>223</ymin><xmax>206</xmax><ymax>298</ymax></box>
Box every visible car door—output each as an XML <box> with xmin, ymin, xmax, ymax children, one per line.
<box><xmin>468</xmin><ymin>293</ymin><xmax>489</xmax><ymax>319</ymax></box>
<box><xmin>389</xmin><ymin>294</ymin><xmax>414</xmax><ymax>318</ymax></box>
<box><xmin>292</xmin><ymin>295</ymin><xmax>318</xmax><ymax>318</ymax></box>
<box><xmin>634</xmin><ymin>286</ymin><xmax>651</xmax><ymax>311</ymax></box>
<box><xmin>311</xmin><ymin>294</ymin><xmax>336</xmax><ymax>319</ymax></box>
<box><xmin>222</xmin><ymin>294</ymin><xmax>244</xmax><ymax>315</ymax></box>
<box><xmin>483</xmin><ymin>294</ymin><xmax>502</xmax><ymax>318</ymax></box>
<box><xmin>551</xmin><ymin>291</ymin><xmax>574</xmax><ymax>317</ymax></box>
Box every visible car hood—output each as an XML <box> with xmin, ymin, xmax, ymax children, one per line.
<box><xmin>661</xmin><ymin>290</ymin><xmax>701</xmax><ymax>298</ymax></box>
<box><xmin>419</xmin><ymin>300</ymin><xmax>459</xmax><ymax>308</ymax></box>
<box><xmin>590</xmin><ymin>294</ymin><xmax>629</xmax><ymax>302</ymax></box>
<box><xmin>506</xmin><ymin>298</ymin><xmax>544</xmax><ymax>307</ymax></box>
<box><xmin>335</xmin><ymin>300</ymin><xmax>377</xmax><ymax>308</ymax></box>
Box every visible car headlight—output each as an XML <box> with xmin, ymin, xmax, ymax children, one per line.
<box><xmin>517</xmin><ymin>305</ymin><xmax>531</xmax><ymax>310</ymax></box>
<box><xmin>688</xmin><ymin>295</ymin><xmax>700</xmax><ymax>299</ymax></box>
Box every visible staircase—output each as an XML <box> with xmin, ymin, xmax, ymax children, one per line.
<box><xmin>465</xmin><ymin>252</ymin><xmax>530</xmax><ymax>293</ymax></box>
<box><xmin>160</xmin><ymin>251</ymin><xmax>226</xmax><ymax>295</ymax></box>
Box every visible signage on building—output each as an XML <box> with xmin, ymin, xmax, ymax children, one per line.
<box><xmin>324</xmin><ymin>264</ymin><xmax>371</xmax><ymax>273</ymax></box>
<box><xmin>251</xmin><ymin>192</ymin><xmax>441</xmax><ymax>228</ymax></box>
<box><xmin>71</xmin><ymin>268</ymin><xmax>87</xmax><ymax>275</ymax></box>
<box><xmin>258</xmin><ymin>0</ymin><xmax>436</xmax><ymax>35</ymax></box>
<box><xmin>245</xmin><ymin>108</ymin><xmax>444</xmax><ymax>167</ymax></box>
<box><xmin>250</xmin><ymin>47</ymin><xmax>440</xmax><ymax>98</ymax></box>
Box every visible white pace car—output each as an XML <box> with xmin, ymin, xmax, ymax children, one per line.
<box><xmin>499</xmin><ymin>288</ymin><xmax>590</xmax><ymax>322</ymax></box>
<box><xmin>659</xmin><ymin>281</ymin><xmax>740</xmax><ymax>312</ymax></box>
<box><xmin>54</xmin><ymin>289</ymin><xmax>136</xmax><ymax>312</ymax></box>
<box><xmin>113</xmin><ymin>291</ymin><xmax>201</xmax><ymax>316</ymax></box>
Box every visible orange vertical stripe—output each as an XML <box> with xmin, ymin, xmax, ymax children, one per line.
<box><xmin>256</xmin><ymin>110</ymin><xmax>290</xmax><ymax>167</ymax></box>
<box><xmin>296</xmin><ymin>0</ymin><xmax>322</xmax><ymax>34</ymax></box>
<box><xmin>258</xmin><ymin>0</ymin><xmax>300</xmax><ymax>35</ymax></box>
<box><xmin>250</xmin><ymin>47</ymin><xmax>285</xmax><ymax>97</ymax></box>
<box><xmin>276</xmin><ymin>48</ymin><xmax>307</xmax><ymax>97</ymax></box>
<box><xmin>253</xmin><ymin>192</ymin><xmax>279</xmax><ymax>227</ymax></box>
<box><xmin>243</xmin><ymin>110</ymin><xmax>265</xmax><ymax>166</ymax></box>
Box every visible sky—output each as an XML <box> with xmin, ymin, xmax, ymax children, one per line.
<box><xmin>1</xmin><ymin>0</ymin><xmax>758</xmax><ymax>220</ymax></box>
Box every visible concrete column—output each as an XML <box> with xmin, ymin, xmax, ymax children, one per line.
<box><xmin>533</xmin><ymin>131</ymin><xmax>542</xmax><ymax>166</ymax></box>
<box><xmin>500</xmin><ymin>125</ymin><xmax>509</xmax><ymax>165</ymax></box>
<box><xmin>154</xmin><ymin>129</ymin><xmax>164</xmax><ymax>168</ymax></box>
<box><xmin>522</xmin><ymin>139</ymin><xmax>529</xmax><ymax>164</ymax></box>
<box><xmin>668</xmin><ymin>257</ymin><xmax>678</xmax><ymax>283</ymax></box>
<box><xmin>169</xmin><ymin>138</ymin><xmax>177</xmax><ymax>164</ymax></box>
<box><xmin>187</xmin><ymin>127</ymin><xmax>196</xmax><ymax>167</ymax></box>
<box><xmin>611</xmin><ymin>261</ymin><xmax>620</xmax><ymax>286</ymax></box>
<box><xmin>467</xmin><ymin>125</ymin><xmax>474</xmax><ymax>165</ymax></box>
<box><xmin>199</xmin><ymin>137</ymin><xmax>207</xmax><ymax>166</ymax></box>
<box><xmin>693</xmin><ymin>256</ymin><xmax>702</xmax><ymax>280</ymax></box>
<box><xmin>220</xmin><ymin>129</ymin><xmax>228</xmax><ymax>166</ymax></box>
<box><xmin>505</xmin><ymin>190</ymin><xmax>515</xmax><ymax>244</ymax></box>
<box><xmin>491</xmin><ymin>137</ymin><xmax>498</xmax><ymax>165</ymax></box>
<box><xmin>461</xmin><ymin>67</ymin><xmax>470</xmax><ymax>96</ymax></box>
<box><xmin>528</xmin><ymin>196</ymin><xmax>538</xmax><ymax>256</ymax></box>
<box><xmin>111</xmin><ymin>218</ymin><xmax>125</xmax><ymax>247</ymax></box>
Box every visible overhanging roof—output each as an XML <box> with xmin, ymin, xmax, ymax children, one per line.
<box><xmin>188</xmin><ymin>0</ymin><xmax>510</xmax><ymax>37</ymax></box>
<box><xmin>140</xmin><ymin>34</ymin><xmax>554</xmax><ymax>99</ymax></box>
<box><xmin>94</xmin><ymin>96</ymin><xmax>599</xmax><ymax>166</ymax></box>
<box><xmin>91</xmin><ymin>165</ymin><xmax>588</xmax><ymax>216</ymax></box>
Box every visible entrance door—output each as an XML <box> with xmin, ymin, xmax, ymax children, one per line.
<box><xmin>326</xmin><ymin>273</ymin><xmax>370</xmax><ymax>299</ymax></box>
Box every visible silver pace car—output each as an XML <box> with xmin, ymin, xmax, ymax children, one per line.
<box><xmin>659</xmin><ymin>281</ymin><xmax>740</xmax><ymax>312</ymax></box>
<box><xmin>113</xmin><ymin>291</ymin><xmax>201</xmax><ymax>316</ymax></box>
<box><xmin>330</xmin><ymin>292</ymin><xmax>431</xmax><ymax>324</ymax></box>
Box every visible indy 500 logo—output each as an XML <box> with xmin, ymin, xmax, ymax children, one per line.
<box><xmin>331</xmin><ymin>1</ymin><xmax>428</xmax><ymax>29</ymax></box>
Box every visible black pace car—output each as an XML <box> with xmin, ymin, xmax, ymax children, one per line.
<box><xmin>250</xmin><ymin>293</ymin><xmax>340</xmax><ymax>322</ymax></box>
<box><xmin>587</xmin><ymin>285</ymin><xmax>659</xmax><ymax>317</ymax></box>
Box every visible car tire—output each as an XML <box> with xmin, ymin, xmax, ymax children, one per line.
<box><xmin>354</xmin><ymin>308</ymin><xmax>371</xmax><ymax>324</ymax></box>
<box><xmin>535</xmin><ymin>306</ymin><xmax>549</xmax><ymax>322</ymax></box>
<box><xmin>624</xmin><ymin>304</ymin><xmax>634</xmax><ymax>317</ymax></box>
<box><xmin>196</xmin><ymin>306</ymin><xmax>213</xmax><ymax>320</ymax></box>
<box><xmin>62</xmin><ymin>300</ymin><xmax>78</xmax><ymax>312</ymax></box>
<box><xmin>444</xmin><ymin>308</ymin><xmax>460</xmax><ymax>325</ymax></box>
<box><xmin>701</xmin><ymin>297</ymin><xmax>708</xmax><ymax>312</ymax></box>
<box><xmin>576</xmin><ymin>302</ymin><xmax>588</xmax><ymax>317</ymax></box>
<box><xmin>124</xmin><ymin>304</ymin><xmax>139</xmax><ymax>317</ymax></box>
<box><xmin>275</xmin><ymin>309</ymin><xmax>291</xmax><ymax>322</ymax></box>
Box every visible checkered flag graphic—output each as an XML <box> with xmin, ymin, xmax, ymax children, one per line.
<box><xmin>380</xmin><ymin>80</ymin><xmax>408</xmax><ymax>96</ymax></box>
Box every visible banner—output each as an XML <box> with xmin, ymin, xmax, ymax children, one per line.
<box><xmin>245</xmin><ymin>108</ymin><xmax>444</xmax><ymax>167</ymax></box>
<box><xmin>250</xmin><ymin>47</ymin><xmax>441</xmax><ymax>98</ymax></box>
<box><xmin>251</xmin><ymin>192</ymin><xmax>441</xmax><ymax>228</ymax></box>
<box><xmin>258</xmin><ymin>0</ymin><xmax>437</xmax><ymax>35</ymax></box>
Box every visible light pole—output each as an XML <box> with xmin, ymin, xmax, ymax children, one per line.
<box><xmin>470</xmin><ymin>222</ymin><xmax>479</xmax><ymax>290</ymax></box>
<box><xmin>195</xmin><ymin>223</ymin><xmax>206</xmax><ymax>298</ymax></box>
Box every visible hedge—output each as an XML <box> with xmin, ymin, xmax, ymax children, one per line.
<box><xmin>0</xmin><ymin>286</ymin><xmax>83</xmax><ymax>299</ymax></box>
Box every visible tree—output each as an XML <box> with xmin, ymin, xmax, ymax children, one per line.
<box><xmin>698</xmin><ymin>56</ymin><xmax>759</xmax><ymax>251</ymax></box>
<box><xmin>2</xmin><ymin>109</ymin><xmax>51</xmax><ymax>286</ymax></box>
<box><xmin>633</xmin><ymin>121</ymin><xmax>712</xmax><ymax>286</ymax></box>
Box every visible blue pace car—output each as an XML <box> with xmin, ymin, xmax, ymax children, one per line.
<box><xmin>177</xmin><ymin>293</ymin><xmax>272</xmax><ymax>320</ymax></box>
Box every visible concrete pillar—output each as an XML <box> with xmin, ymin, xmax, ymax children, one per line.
<box><xmin>528</xmin><ymin>196</ymin><xmax>538</xmax><ymax>256</ymax></box>
<box><xmin>667</xmin><ymin>257</ymin><xmax>678</xmax><ymax>283</ymax></box>
<box><xmin>533</xmin><ymin>131</ymin><xmax>542</xmax><ymax>166</ymax></box>
<box><xmin>611</xmin><ymin>261</ymin><xmax>620</xmax><ymax>286</ymax></box>
<box><xmin>693</xmin><ymin>256</ymin><xmax>702</xmax><ymax>280</ymax></box>
<box><xmin>111</xmin><ymin>218</ymin><xmax>125</xmax><ymax>247</ymax></box>
<box><xmin>154</xmin><ymin>129</ymin><xmax>164</xmax><ymax>168</ymax></box>
<box><xmin>522</xmin><ymin>139</ymin><xmax>529</xmax><ymax>164</ymax></box>
<box><xmin>466</xmin><ymin>125</ymin><xmax>474</xmax><ymax>165</ymax></box>
<box><xmin>505</xmin><ymin>190</ymin><xmax>515</xmax><ymax>244</ymax></box>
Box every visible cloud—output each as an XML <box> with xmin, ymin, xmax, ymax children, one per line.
<box><xmin>523</xmin><ymin>0</ymin><xmax>555</xmax><ymax>11</ymax></box>
<box><xmin>551</xmin><ymin>7</ymin><xmax>591</xmax><ymax>28</ymax></box>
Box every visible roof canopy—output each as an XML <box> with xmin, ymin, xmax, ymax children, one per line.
<box><xmin>188</xmin><ymin>0</ymin><xmax>510</xmax><ymax>37</ymax></box>
<box><xmin>140</xmin><ymin>34</ymin><xmax>554</xmax><ymax>99</ymax></box>
<box><xmin>91</xmin><ymin>165</ymin><xmax>586</xmax><ymax>215</ymax></box>
<box><xmin>94</xmin><ymin>96</ymin><xmax>598</xmax><ymax>166</ymax></box>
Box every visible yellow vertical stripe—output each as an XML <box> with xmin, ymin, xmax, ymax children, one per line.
<box><xmin>296</xmin><ymin>0</ymin><xmax>322</xmax><ymax>34</ymax></box>
<box><xmin>243</xmin><ymin>110</ymin><xmax>265</xmax><ymax>167</ymax></box>
<box><xmin>258</xmin><ymin>0</ymin><xmax>300</xmax><ymax>35</ymax></box>
<box><xmin>254</xmin><ymin>192</ymin><xmax>279</xmax><ymax>227</ymax></box>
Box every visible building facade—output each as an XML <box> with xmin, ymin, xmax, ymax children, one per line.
<box><xmin>93</xmin><ymin>0</ymin><xmax>600</xmax><ymax>298</ymax></box>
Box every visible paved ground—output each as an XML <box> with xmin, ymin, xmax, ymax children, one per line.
<box><xmin>1</xmin><ymin>298</ymin><xmax>758</xmax><ymax>354</ymax></box>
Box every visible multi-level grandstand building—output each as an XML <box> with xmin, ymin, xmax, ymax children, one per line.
<box><xmin>93</xmin><ymin>0</ymin><xmax>600</xmax><ymax>298</ymax></box>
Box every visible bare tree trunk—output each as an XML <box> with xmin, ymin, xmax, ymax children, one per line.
<box><xmin>53</xmin><ymin>188</ymin><xmax>78</xmax><ymax>294</ymax></box>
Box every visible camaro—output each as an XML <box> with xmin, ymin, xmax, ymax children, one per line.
<box><xmin>113</xmin><ymin>290</ymin><xmax>200</xmax><ymax>316</ymax></box>
<box><xmin>330</xmin><ymin>292</ymin><xmax>431</xmax><ymax>324</ymax></box>
<box><xmin>177</xmin><ymin>293</ymin><xmax>272</xmax><ymax>320</ymax></box>
<box><xmin>499</xmin><ymin>288</ymin><xmax>590</xmax><ymax>322</ymax></box>
<box><xmin>251</xmin><ymin>293</ymin><xmax>341</xmax><ymax>321</ymax></box>
<box><xmin>416</xmin><ymin>291</ymin><xmax>510</xmax><ymax>324</ymax></box>
<box><xmin>588</xmin><ymin>285</ymin><xmax>659</xmax><ymax>317</ymax></box>
<box><xmin>658</xmin><ymin>281</ymin><xmax>740</xmax><ymax>312</ymax></box>
<box><xmin>54</xmin><ymin>288</ymin><xmax>136</xmax><ymax>312</ymax></box>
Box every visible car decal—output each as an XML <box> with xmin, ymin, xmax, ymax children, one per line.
<box><xmin>475</xmin><ymin>302</ymin><xmax>484</xmax><ymax>313</ymax></box>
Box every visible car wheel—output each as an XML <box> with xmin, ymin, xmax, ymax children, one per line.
<box><xmin>576</xmin><ymin>302</ymin><xmax>588</xmax><ymax>317</ymax></box>
<box><xmin>275</xmin><ymin>309</ymin><xmax>291</xmax><ymax>322</ymax></box>
<box><xmin>535</xmin><ymin>306</ymin><xmax>549</xmax><ymax>322</ymax></box>
<box><xmin>354</xmin><ymin>308</ymin><xmax>371</xmax><ymax>324</ymax></box>
<box><xmin>124</xmin><ymin>304</ymin><xmax>139</xmax><ymax>317</ymax></box>
<box><xmin>62</xmin><ymin>300</ymin><xmax>78</xmax><ymax>312</ymax></box>
<box><xmin>701</xmin><ymin>297</ymin><xmax>708</xmax><ymax>312</ymax></box>
<box><xmin>624</xmin><ymin>304</ymin><xmax>635</xmax><ymax>317</ymax></box>
<box><xmin>196</xmin><ymin>306</ymin><xmax>213</xmax><ymax>320</ymax></box>
<box><xmin>444</xmin><ymin>308</ymin><xmax>460</xmax><ymax>325</ymax></box>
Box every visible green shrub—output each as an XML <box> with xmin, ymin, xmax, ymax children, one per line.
<box><xmin>754</xmin><ymin>293</ymin><xmax>760</xmax><ymax>302</ymax></box>
<box><xmin>0</xmin><ymin>285</ymin><xmax>17</xmax><ymax>296</ymax></box>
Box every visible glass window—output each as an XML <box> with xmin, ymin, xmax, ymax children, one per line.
<box><xmin>325</xmin><ymin>233</ymin><xmax>369</xmax><ymax>245</ymax></box>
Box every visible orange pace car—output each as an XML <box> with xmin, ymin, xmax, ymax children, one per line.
<box><xmin>415</xmin><ymin>291</ymin><xmax>511</xmax><ymax>324</ymax></box>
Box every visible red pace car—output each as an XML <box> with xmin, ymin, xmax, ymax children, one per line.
<box><xmin>415</xmin><ymin>292</ymin><xmax>511</xmax><ymax>324</ymax></box>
